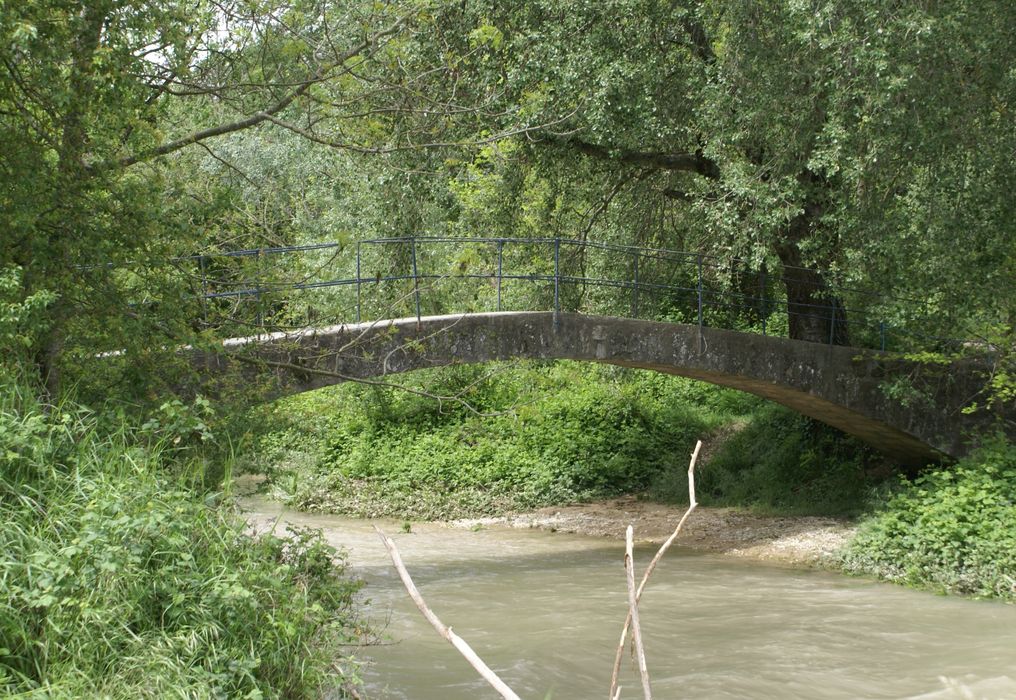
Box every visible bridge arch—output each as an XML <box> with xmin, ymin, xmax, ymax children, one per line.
<box><xmin>201</xmin><ymin>312</ymin><xmax>1004</xmax><ymax>466</ymax></box>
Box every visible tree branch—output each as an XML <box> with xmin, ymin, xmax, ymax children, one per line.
<box><xmin>625</xmin><ymin>525</ymin><xmax>653</xmax><ymax>700</ymax></box>
<box><xmin>609</xmin><ymin>440</ymin><xmax>701</xmax><ymax>700</ymax></box>
<box><xmin>660</xmin><ymin>187</ymin><xmax>693</xmax><ymax>201</ymax></box>
<box><xmin>229</xmin><ymin>354</ymin><xmax>518</xmax><ymax>418</ymax></box>
<box><xmin>578</xmin><ymin>169</ymin><xmax>648</xmax><ymax>241</ymax></box>
<box><xmin>375</xmin><ymin>527</ymin><xmax>522</xmax><ymax>700</ymax></box>
<box><xmin>680</xmin><ymin>15</ymin><xmax>717</xmax><ymax>65</ymax></box>
<box><xmin>565</xmin><ymin>138</ymin><xmax>720</xmax><ymax>179</ymax></box>
<box><xmin>263</xmin><ymin>109</ymin><xmax>578</xmax><ymax>154</ymax></box>
<box><xmin>113</xmin><ymin>13</ymin><xmax>413</xmax><ymax>170</ymax></box>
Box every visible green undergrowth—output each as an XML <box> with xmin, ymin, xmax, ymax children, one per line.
<box><xmin>842</xmin><ymin>440</ymin><xmax>1016</xmax><ymax>601</ymax></box>
<box><xmin>246</xmin><ymin>362</ymin><xmax>755</xmax><ymax>518</ymax></box>
<box><xmin>243</xmin><ymin>361</ymin><xmax>883</xmax><ymax>519</ymax></box>
<box><xmin>650</xmin><ymin>403</ymin><xmax>893</xmax><ymax>516</ymax></box>
<box><xmin>0</xmin><ymin>380</ymin><xmax>364</xmax><ymax>698</ymax></box>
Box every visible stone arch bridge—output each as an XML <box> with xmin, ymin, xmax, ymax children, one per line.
<box><xmin>192</xmin><ymin>311</ymin><xmax>1010</xmax><ymax>467</ymax></box>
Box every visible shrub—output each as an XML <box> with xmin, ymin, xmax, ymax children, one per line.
<box><xmin>0</xmin><ymin>381</ymin><xmax>363</xmax><ymax>698</ymax></box>
<box><xmin>247</xmin><ymin>362</ymin><xmax>740</xmax><ymax>518</ymax></box>
<box><xmin>245</xmin><ymin>361</ymin><xmax>881</xmax><ymax>520</ymax></box>
<box><xmin>841</xmin><ymin>439</ymin><xmax>1016</xmax><ymax>600</ymax></box>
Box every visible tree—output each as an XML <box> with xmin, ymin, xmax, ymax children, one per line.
<box><xmin>4</xmin><ymin>0</ymin><xmax>1012</xmax><ymax>399</ymax></box>
<box><xmin>0</xmin><ymin>0</ymin><xmax>498</xmax><ymax>397</ymax></box>
<box><xmin>390</xmin><ymin>0</ymin><xmax>1015</xmax><ymax>346</ymax></box>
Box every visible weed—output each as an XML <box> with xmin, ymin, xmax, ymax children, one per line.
<box><xmin>0</xmin><ymin>379</ymin><xmax>364</xmax><ymax>698</ymax></box>
<box><xmin>841</xmin><ymin>439</ymin><xmax>1016</xmax><ymax>600</ymax></box>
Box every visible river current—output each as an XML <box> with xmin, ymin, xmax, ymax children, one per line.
<box><xmin>243</xmin><ymin>499</ymin><xmax>1016</xmax><ymax>700</ymax></box>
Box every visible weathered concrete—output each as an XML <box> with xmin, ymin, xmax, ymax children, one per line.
<box><xmin>194</xmin><ymin>312</ymin><xmax>1012</xmax><ymax>465</ymax></box>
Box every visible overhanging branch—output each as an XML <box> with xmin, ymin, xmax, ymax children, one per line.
<box><xmin>565</xmin><ymin>138</ymin><xmax>720</xmax><ymax>179</ymax></box>
<box><xmin>112</xmin><ymin>13</ymin><xmax>413</xmax><ymax>170</ymax></box>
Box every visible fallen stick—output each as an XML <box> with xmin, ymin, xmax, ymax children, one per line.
<box><xmin>375</xmin><ymin>526</ymin><xmax>522</xmax><ymax>700</ymax></box>
<box><xmin>625</xmin><ymin>525</ymin><xmax>652</xmax><ymax>700</ymax></box>
<box><xmin>609</xmin><ymin>439</ymin><xmax>702</xmax><ymax>699</ymax></box>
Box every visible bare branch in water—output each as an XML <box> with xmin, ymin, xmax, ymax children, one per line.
<box><xmin>610</xmin><ymin>439</ymin><xmax>702</xmax><ymax>699</ymax></box>
<box><xmin>625</xmin><ymin>525</ymin><xmax>653</xmax><ymax>700</ymax></box>
<box><xmin>374</xmin><ymin>527</ymin><xmax>522</xmax><ymax>700</ymax></box>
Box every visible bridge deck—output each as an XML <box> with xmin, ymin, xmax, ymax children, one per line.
<box><xmin>193</xmin><ymin>312</ymin><xmax>1008</xmax><ymax>465</ymax></box>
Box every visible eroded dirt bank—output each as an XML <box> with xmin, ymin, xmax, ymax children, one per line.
<box><xmin>451</xmin><ymin>497</ymin><xmax>857</xmax><ymax>567</ymax></box>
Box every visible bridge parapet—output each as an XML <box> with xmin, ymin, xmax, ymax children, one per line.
<box><xmin>183</xmin><ymin>236</ymin><xmax>963</xmax><ymax>355</ymax></box>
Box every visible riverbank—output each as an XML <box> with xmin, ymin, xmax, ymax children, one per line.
<box><xmin>452</xmin><ymin>498</ymin><xmax>856</xmax><ymax>567</ymax></box>
<box><xmin>233</xmin><ymin>472</ymin><xmax>857</xmax><ymax>568</ymax></box>
<box><xmin>239</xmin><ymin>364</ymin><xmax>1016</xmax><ymax>599</ymax></box>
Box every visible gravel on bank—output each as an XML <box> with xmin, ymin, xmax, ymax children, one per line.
<box><xmin>450</xmin><ymin>497</ymin><xmax>856</xmax><ymax>567</ymax></box>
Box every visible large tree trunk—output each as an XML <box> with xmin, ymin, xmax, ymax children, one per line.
<box><xmin>31</xmin><ymin>5</ymin><xmax>108</xmax><ymax>401</ymax></box>
<box><xmin>776</xmin><ymin>207</ymin><xmax>851</xmax><ymax>346</ymax></box>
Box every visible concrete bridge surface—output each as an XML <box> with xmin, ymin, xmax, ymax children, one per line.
<box><xmin>193</xmin><ymin>312</ymin><xmax>1011</xmax><ymax>466</ymax></box>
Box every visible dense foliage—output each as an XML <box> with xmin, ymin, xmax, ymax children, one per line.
<box><xmin>1</xmin><ymin>0</ymin><xmax>1013</xmax><ymax>396</ymax></box>
<box><xmin>842</xmin><ymin>441</ymin><xmax>1016</xmax><ymax>600</ymax></box>
<box><xmin>0</xmin><ymin>6</ymin><xmax>1013</xmax><ymax>680</ymax></box>
<box><xmin>0</xmin><ymin>380</ymin><xmax>364</xmax><ymax>698</ymax></box>
<box><xmin>247</xmin><ymin>363</ymin><xmax>725</xmax><ymax>518</ymax></box>
<box><xmin>243</xmin><ymin>362</ymin><xmax>886</xmax><ymax>519</ymax></box>
<box><xmin>652</xmin><ymin>404</ymin><xmax>887</xmax><ymax>516</ymax></box>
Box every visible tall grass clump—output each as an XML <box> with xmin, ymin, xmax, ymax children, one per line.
<box><xmin>842</xmin><ymin>440</ymin><xmax>1016</xmax><ymax>600</ymax></box>
<box><xmin>0</xmin><ymin>378</ymin><xmax>364</xmax><ymax>698</ymax></box>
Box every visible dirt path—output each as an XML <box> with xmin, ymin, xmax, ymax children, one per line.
<box><xmin>451</xmin><ymin>497</ymin><xmax>856</xmax><ymax>567</ymax></box>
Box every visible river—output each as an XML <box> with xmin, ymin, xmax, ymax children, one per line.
<box><xmin>243</xmin><ymin>499</ymin><xmax>1016</xmax><ymax>700</ymax></box>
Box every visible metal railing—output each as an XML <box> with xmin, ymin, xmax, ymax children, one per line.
<box><xmin>171</xmin><ymin>236</ymin><xmax>964</xmax><ymax>353</ymax></box>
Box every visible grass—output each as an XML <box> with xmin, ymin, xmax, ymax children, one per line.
<box><xmin>0</xmin><ymin>377</ymin><xmax>365</xmax><ymax>698</ymax></box>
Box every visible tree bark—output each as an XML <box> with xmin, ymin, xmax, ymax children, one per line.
<box><xmin>775</xmin><ymin>206</ymin><xmax>850</xmax><ymax>346</ymax></box>
<box><xmin>34</xmin><ymin>3</ymin><xmax>109</xmax><ymax>400</ymax></box>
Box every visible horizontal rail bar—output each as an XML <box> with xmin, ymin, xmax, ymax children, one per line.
<box><xmin>135</xmin><ymin>234</ymin><xmax>969</xmax><ymax>350</ymax></box>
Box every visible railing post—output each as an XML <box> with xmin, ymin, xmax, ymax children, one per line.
<box><xmin>631</xmin><ymin>250</ymin><xmax>640</xmax><ymax>318</ymax></box>
<box><xmin>553</xmin><ymin>237</ymin><xmax>561</xmax><ymax>330</ymax></box>
<box><xmin>760</xmin><ymin>265</ymin><xmax>767</xmax><ymax>336</ymax></box>
<box><xmin>199</xmin><ymin>255</ymin><xmax>208</xmax><ymax>325</ymax></box>
<box><xmin>696</xmin><ymin>253</ymin><xmax>705</xmax><ymax>352</ymax></box>
<box><xmin>829</xmin><ymin>303</ymin><xmax>836</xmax><ymax>345</ymax></box>
<box><xmin>355</xmin><ymin>242</ymin><xmax>361</xmax><ymax>323</ymax></box>
<box><xmin>411</xmin><ymin>236</ymin><xmax>421</xmax><ymax>323</ymax></box>
<box><xmin>880</xmin><ymin>321</ymin><xmax>886</xmax><ymax>351</ymax></box>
<box><xmin>553</xmin><ymin>238</ymin><xmax>561</xmax><ymax>312</ymax></box>
<box><xmin>496</xmin><ymin>240</ymin><xmax>503</xmax><ymax>312</ymax></box>
<box><xmin>696</xmin><ymin>253</ymin><xmax>704</xmax><ymax>330</ymax></box>
<box><xmin>255</xmin><ymin>248</ymin><xmax>263</xmax><ymax>330</ymax></box>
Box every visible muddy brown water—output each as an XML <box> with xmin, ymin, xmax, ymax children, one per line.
<box><xmin>243</xmin><ymin>499</ymin><xmax>1016</xmax><ymax>700</ymax></box>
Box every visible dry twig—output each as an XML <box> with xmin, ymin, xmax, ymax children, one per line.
<box><xmin>374</xmin><ymin>527</ymin><xmax>522</xmax><ymax>700</ymax></box>
<box><xmin>610</xmin><ymin>439</ymin><xmax>702</xmax><ymax>699</ymax></box>
<box><xmin>625</xmin><ymin>525</ymin><xmax>652</xmax><ymax>700</ymax></box>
